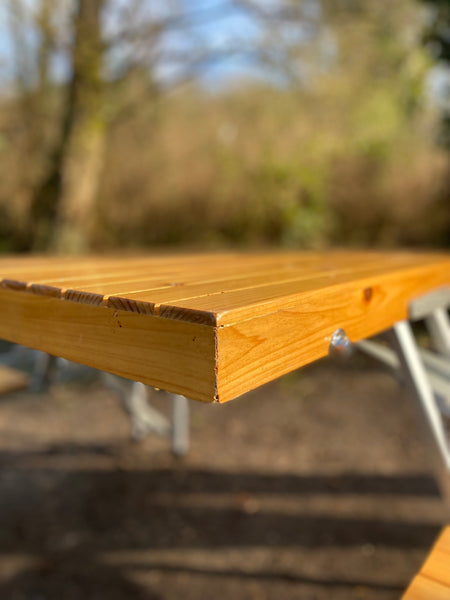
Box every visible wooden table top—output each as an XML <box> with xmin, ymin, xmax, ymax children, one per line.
<box><xmin>0</xmin><ymin>250</ymin><xmax>449</xmax><ymax>402</ymax></box>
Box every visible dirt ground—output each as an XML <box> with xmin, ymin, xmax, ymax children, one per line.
<box><xmin>0</xmin><ymin>356</ymin><xmax>449</xmax><ymax>600</ymax></box>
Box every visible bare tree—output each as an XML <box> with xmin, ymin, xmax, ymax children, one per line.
<box><xmin>26</xmin><ymin>0</ymin><xmax>241</xmax><ymax>252</ymax></box>
<box><xmin>28</xmin><ymin>0</ymin><xmax>105</xmax><ymax>252</ymax></box>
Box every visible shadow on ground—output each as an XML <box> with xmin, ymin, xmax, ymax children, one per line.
<box><xmin>0</xmin><ymin>454</ymin><xmax>442</xmax><ymax>599</ymax></box>
<box><xmin>0</xmin><ymin>361</ymin><xmax>448</xmax><ymax>599</ymax></box>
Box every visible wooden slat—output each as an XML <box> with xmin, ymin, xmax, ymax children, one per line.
<box><xmin>0</xmin><ymin>250</ymin><xmax>449</xmax><ymax>402</ymax></box>
<box><xmin>43</xmin><ymin>255</ymin><xmax>371</xmax><ymax>289</ymax></box>
<box><xmin>0</xmin><ymin>250</ymin><xmax>384</xmax><ymax>288</ymax></box>
<box><xmin>159</xmin><ymin>257</ymin><xmax>450</xmax><ymax>325</ymax></box>
<box><xmin>7</xmin><ymin>253</ymin><xmax>437</xmax><ymax>318</ymax></box>
<box><xmin>66</xmin><ymin>256</ymin><xmax>399</xmax><ymax>305</ymax></box>
<box><xmin>403</xmin><ymin>527</ymin><xmax>450</xmax><ymax>599</ymax></box>
<box><xmin>0</xmin><ymin>250</ymin><xmax>402</xmax><ymax>310</ymax></box>
<box><xmin>0</xmin><ymin>250</ymin><xmax>309</xmax><ymax>277</ymax></box>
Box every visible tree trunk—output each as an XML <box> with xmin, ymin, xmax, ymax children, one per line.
<box><xmin>29</xmin><ymin>0</ymin><xmax>106</xmax><ymax>253</ymax></box>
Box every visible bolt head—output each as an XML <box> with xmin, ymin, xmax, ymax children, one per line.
<box><xmin>329</xmin><ymin>328</ymin><xmax>353</xmax><ymax>359</ymax></box>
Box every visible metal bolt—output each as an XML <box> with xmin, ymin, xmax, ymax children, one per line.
<box><xmin>329</xmin><ymin>328</ymin><xmax>353</xmax><ymax>359</ymax></box>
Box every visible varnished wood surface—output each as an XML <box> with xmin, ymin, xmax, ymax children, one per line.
<box><xmin>402</xmin><ymin>526</ymin><xmax>450</xmax><ymax>599</ymax></box>
<box><xmin>0</xmin><ymin>251</ymin><xmax>449</xmax><ymax>402</ymax></box>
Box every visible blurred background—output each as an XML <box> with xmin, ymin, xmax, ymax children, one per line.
<box><xmin>0</xmin><ymin>0</ymin><xmax>449</xmax><ymax>254</ymax></box>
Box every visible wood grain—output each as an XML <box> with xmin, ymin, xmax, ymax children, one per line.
<box><xmin>0</xmin><ymin>251</ymin><xmax>449</xmax><ymax>402</ymax></box>
<box><xmin>0</xmin><ymin>288</ymin><xmax>216</xmax><ymax>402</ymax></box>
<box><xmin>215</xmin><ymin>261</ymin><xmax>450</xmax><ymax>401</ymax></box>
<box><xmin>402</xmin><ymin>527</ymin><xmax>450</xmax><ymax>599</ymax></box>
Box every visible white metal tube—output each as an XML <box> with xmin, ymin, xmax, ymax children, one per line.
<box><xmin>426</xmin><ymin>308</ymin><xmax>450</xmax><ymax>357</ymax></box>
<box><xmin>393</xmin><ymin>320</ymin><xmax>450</xmax><ymax>470</ymax></box>
<box><xmin>172</xmin><ymin>394</ymin><xmax>189</xmax><ymax>457</ymax></box>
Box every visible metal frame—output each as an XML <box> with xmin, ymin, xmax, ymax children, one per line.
<box><xmin>8</xmin><ymin>351</ymin><xmax>191</xmax><ymax>457</ymax></box>
<box><xmin>30</xmin><ymin>352</ymin><xmax>58</xmax><ymax>392</ymax></box>
<box><xmin>101</xmin><ymin>373</ymin><xmax>190</xmax><ymax>456</ymax></box>
<box><xmin>389</xmin><ymin>320</ymin><xmax>450</xmax><ymax>469</ymax></box>
<box><xmin>356</xmin><ymin>289</ymin><xmax>450</xmax><ymax>470</ymax></box>
<box><xmin>425</xmin><ymin>308</ymin><xmax>450</xmax><ymax>357</ymax></box>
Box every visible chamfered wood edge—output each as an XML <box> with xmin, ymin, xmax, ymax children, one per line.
<box><xmin>0</xmin><ymin>278</ymin><xmax>218</xmax><ymax>326</ymax></box>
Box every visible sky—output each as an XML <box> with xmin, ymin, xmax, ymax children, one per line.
<box><xmin>0</xmin><ymin>0</ymin><xmax>280</xmax><ymax>90</ymax></box>
<box><xmin>0</xmin><ymin>2</ymin><xmax>17</xmax><ymax>85</ymax></box>
<box><xmin>0</xmin><ymin>0</ymin><xmax>448</xmax><ymax>104</ymax></box>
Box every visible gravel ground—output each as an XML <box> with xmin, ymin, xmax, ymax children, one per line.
<box><xmin>0</xmin><ymin>356</ymin><xmax>449</xmax><ymax>600</ymax></box>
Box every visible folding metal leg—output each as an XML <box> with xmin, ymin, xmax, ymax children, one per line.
<box><xmin>426</xmin><ymin>308</ymin><xmax>450</xmax><ymax>357</ymax></box>
<box><xmin>127</xmin><ymin>384</ymin><xmax>190</xmax><ymax>456</ymax></box>
<box><xmin>357</xmin><ymin>291</ymin><xmax>450</xmax><ymax>470</ymax></box>
<box><xmin>30</xmin><ymin>352</ymin><xmax>57</xmax><ymax>392</ymax></box>
<box><xmin>171</xmin><ymin>394</ymin><xmax>189</xmax><ymax>457</ymax></box>
<box><xmin>127</xmin><ymin>382</ymin><xmax>171</xmax><ymax>441</ymax></box>
<box><xmin>102</xmin><ymin>373</ymin><xmax>190</xmax><ymax>456</ymax></box>
<box><xmin>388</xmin><ymin>321</ymin><xmax>450</xmax><ymax>470</ymax></box>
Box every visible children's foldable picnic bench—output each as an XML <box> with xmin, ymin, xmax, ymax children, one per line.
<box><xmin>1</xmin><ymin>249</ymin><xmax>450</xmax><ymax>598</ymax></box>
<box><xmin>0</xmin><ymin>249</ymin><xmax>449</xmax><ymax>444</ymax></box>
